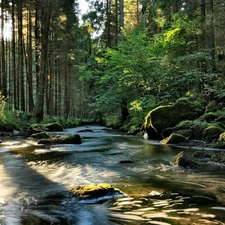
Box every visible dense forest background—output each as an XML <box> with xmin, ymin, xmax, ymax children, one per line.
<box><xmin>0</xmin><ymin>0</ymin><xmax>225</xmax><ymax>130</ymax></box>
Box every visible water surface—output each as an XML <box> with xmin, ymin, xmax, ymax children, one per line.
<box><xmin>0</xmin><ymin>125</ymin><xmax>225</xmax><ymax>225</ymax></box>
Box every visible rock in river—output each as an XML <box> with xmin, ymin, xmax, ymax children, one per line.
<box><xmin>161</xmin><ymin>133</ymin><xmax>189</xmax><ymax>145</ymax></box>
<box><xmin>38</xmin><ymin>134</ymin><xmax>81</xmax><ymax>145</ymax></box>
<box><xmin>69</xmin><ymin>183</ymin><xmax>126</xmax><ymax>203</ymax></box>
<box><xmin>171</xmin><ymin>151</ymin><xmax>200</xmax><ymax>169</ymax></box>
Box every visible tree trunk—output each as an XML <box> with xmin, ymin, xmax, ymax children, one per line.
<box><xmin>119</xmin><ymin>0</ymin><xmax>124</xmax><ymax>38</ymax></box>
<box><xmin>18</xmin><ymin>0</ymin><xmax>25</xmax><ymax>111</ymax></box>
<box><xmin>12</xmin><ymin>0</ymin><xmax>18</xmax><ymax>109</ymax></box>
<box><xmin>209</xmin><ymin>0</ymin><xmax>216</xmax><ymax>72</ymax></box>
<box><xmin>1</xmin><ymin>2</ymin><xmax>6</xmax><ymax>97</ymax></box>
<box><xmin>34</xmin><ymin>0</ymin><xmax>51</xmax><ymax>120</ymax></box>
<box><xmin>35</xmin><ymin>0</ymin><xmax>40</xmax><ymax>90</ymax></box>
<box><xmin>106</xmin><ymin>0</ymin><xmax>112</xmax><ymax>47</ymax></box>
<box><xmin>27</xmin><ymin>10</ymin><xmax>34</xmax><ymax>113</ymax></box>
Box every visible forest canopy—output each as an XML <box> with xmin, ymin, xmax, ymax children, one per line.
<box><xmin>0</xmin><ymin>0</ymin><xmax>225</xmax><ymax>129</ymax></box>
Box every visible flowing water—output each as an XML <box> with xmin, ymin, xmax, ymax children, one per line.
<box><xmin>0</xmin><ymin>125</ymin><xmax>225</xmax><ymax>225</ymax></box>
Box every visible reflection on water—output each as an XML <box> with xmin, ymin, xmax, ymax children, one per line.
<box><xmin>0</xmin><ymin>125</ymin><xmax>225</xmax><ymax>224</ymax></box>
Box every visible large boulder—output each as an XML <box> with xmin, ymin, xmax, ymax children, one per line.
<box><xmin>38</xmin><ymin>134</ymin><xmax>81</xmax><ymax>145</ymax></box>
<box><xmin>144</xmin><ymin>98</ymin><xmax>204</xmax><ymax>139</ymax></box>
<box><xmin>69</xmin><ymin>183</ymin><xmax>126</xmax><ymax>203</ymax></box>
<box><xmin>31</xmin><ymin>131</ymin><xmax>51</xmax><ymax>139</ymax></box>
<box><xmin>202</xmin><ymin>125</ymin><xmax>224</xmax><ymax>143</ymax></box>
<box><xmin>210</xmin><ymin>152</ymin><xmax>225</xmax><ymax>165</ymax></box>
<box><xmin>43</xmin><ymin>122</ymin><xmax>63</xmax><ymax>131</ymax></box>
<box><xmin>171</xmin><ymin>151</ymin><xmax>200</xmax><ymax>169</ymax></box>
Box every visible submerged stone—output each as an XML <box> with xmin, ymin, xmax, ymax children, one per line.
<box><xmin>69</xmin><ymin>183</ymin><xmax>126</xmax><ymax>203</ymax></box>
<box><xmin>119</xmin><ymin>159</ymin><xmax>134</xmax><ymax>164</ymax></box>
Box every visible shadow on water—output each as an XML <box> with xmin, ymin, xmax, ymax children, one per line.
<box><xmin>0</xmin><ymin>145</ymin><xmax>115</xmax><ymax>225</ymax></box>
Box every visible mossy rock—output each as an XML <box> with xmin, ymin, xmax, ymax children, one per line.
<box><xmin>192</xmin><ymin>151</ymin><xmax>212</xmax><ymax>160</ymax></box>
<box><xmin>144</xmin><ymin>98</ymin><xmax>204</xmax><ymax>139</ymax></box>
<box><xmin>31</xmin><ymin>131</ymin><xmax>51</xmax><ymax>139</ymax></box>
<box><xmin>43</xmin><ymin>122</ymin><xmax>63</xmax><ymax>131</ymax></box>
<box><xmin>199</xmin><ymin>112</ymin><xmax>218</xmax><ymax>123</ymax></box>
<box><xmin>127</xmin><ymin>125</ymin><xmax>141</xmax><ymax>135</ymax></box>
<box><xmin>163</xmin><ymin>120</ymin><xmax>208</xmax><ymax>140</ymax></box>
<box><xmin>202</xmin><ymin>126</ymin><xmax>224</xmax><ymax>143</ymax></box>
<box><xmin>171</xmin><ymin>151</ymin><xmax>200</xmax><ymax>169</ymax></box>
<box><xmin>0</xmin><ymin>121</ymin><xmax>20</xmax><ymax>132</ymax></box>
<box><xmin>69</xmin><ymin>183</ymin><xmax>125</xmax><ymax>203</ymax></box>
<box><xmin>210</xmin><ymin>152</ymin><xmax>225</xmax><ymax>165</ymax></box>
<box><xmin>38</xmin><ymin>134</ymin><xmax>81</xmax><ymax>145</ymax></box>
<box><xmin>199</xmin><ymin>111</ymin><xmax>225</xmax><ymax>126</ymax></box>
<box><xmin>27</xmin><ymin>124</ymin><xmax>44</xmax><ymax>136</ymax></box>
<box><xmin>205</xmin><ymin>100</ymin><xmax>217</xmax><ymax>112</ymax></box>
<box><xmin>161</xmin><ymin>133</ymin><xmax>189</xmax><ymax>145</ymax></box>
<box><xmin>207</xmin><ymin>140</ymin><xmax>225</xmax><ymax>149</ymax></box>
<box><xmin>219</xmin><ymin>132</ymin><xmax>225</xmax><ymax>142</ymax></box>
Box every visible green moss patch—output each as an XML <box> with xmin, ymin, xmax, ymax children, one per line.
<box><xmin>161</xmin><ymin>133</ymin><xmax>189</xmax><ymax>145</ymax></box>
<box><xmin>171</xmin><ymin>151</ymin><xmax>200</xmax><ymax>169</ymax></box>
<box><xmin>202</xmin><ymin>126</ymin><xmax>224</xmax><ymax>143</ymax></box>
<box><xmin>69</xmin><ymin>183</ymin><xmax>126</xmax><ymax>203</ymax></box>
<box><xmin>144</xmin><ymin>98</ymin><xmax>204</xmax><ymax>138</ymax></box>
<box><xmin>38</xmin><ymin>134</ymin><xmax>81</xmax><ymax>145</ymax></box>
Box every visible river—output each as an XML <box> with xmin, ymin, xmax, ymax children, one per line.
<box><xmin>0</xmin><ymin>125</ymin><xmax>225</xmax><ymax>225</ymax></box>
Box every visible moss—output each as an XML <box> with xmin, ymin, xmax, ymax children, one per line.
<box><xmin>173</xmin><ymin>120</ymin><xmax>208</xmax><ymax>140</ymax></box>
<box><xmin>31</xmin><ymin>131</ymin><xmax>50</xmax><ymax>139</ymax></box>
<box><xmin>199</xmin><ymin>112</ymin><xmax>219</xmax><ymax>122</ymax></box>
<box><xmin>192</xmin><ymin>151</ymin><xmax>212</xmax><ymax>160</ymax></box>
<box><xmin>210</xmin><ymin>152</ymin><xmax>225</xmax><ymax>164</ymax></box>
<box><xmin>69</xmin><ymin>183</ymin><xmax>125</xmax><ymax>201</ymax></box>
<box><xmin>144</xmin><ymin>98</ymin><xmax>204</xmax><ymax>139</ymax></box>
<box><xmin>126</xmin><ymin>125</ymin><xmax>141</xmax><ymax>135</ymax></box>
<box><xmin>219</xmin><ymin>132</ymin><xmax>225</xmax><ymax>142</ymax></box>
<box><xmin>161</xmin><ymin>133</ymin><xmax>189</xmax><ymax>145</ymax></box>
<box><xmin>205</xmin><ymin>100</ymin><xmax>219</xmax><ymax>113</ymax></box>
<box><xmin>43</xmin><ymin>122</ymin><xmax>63</xmax><ymax>131</ymax></box>
<box><xmin>202</xmin><ymin>126</ymin><xmax>224</xmax><ymax>143</ymax></box>
<box><xmin>199</xmin><ymin>111</ymin><xmax>225</xmax><ymax>126</ymax></box>
<box><xmin>38</xmin><ymin>134</ymin><xmax>81</xmax><ymax>145</ymax></box>
<box><xmin>171</xmin><ymin>151</ymin><xmax>200</xmax><ymax>169</ymax></box>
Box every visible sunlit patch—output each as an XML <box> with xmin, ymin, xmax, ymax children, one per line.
<box><xmin>152</xmin><ymin>200</ymin><xmax>170</xmax><ymax>207</ymax></box>
<box><xmin>123</xmin><ymin>210</ymin><xmax>145</xmax><ymax>216</ymax></box>
<box><xmin>34</xmin><ymin>149</ymin><xmax>52</xmax><ymax>154</ymax></box>
<box><xmin>183</xmin><ymin>208</ymin><xmax>199</xmax><ymax>212</ymax></box>
<box><xmin>162</xmin><ymin>209</ymin><xmax>178</xmax><ymax>213</ymax></box>
<box><xmin>116</xmin><ymin>197</ymin><xmax>134</xmax><ymax>202</ymax></box>
<box><xmin>110</xmin><ymin>213</ymin><xmax>148</xmax><ymax>221</ymax></box>
<box><xmin>198</xmin><ymin>219</ymin><xmax>218</xmax><ymax>224</ymax></box>
<box><xmin>143</xmin><ymin>212</ymin><xmax>168</xmax><ymax>218</ymax></box>
<box><xmin>211</xmin><ymin>207</ymin><xmax>225</xmax><ymax>211</ymax></box>
<box><xmin>148</xmin><ymin>221</ymin><xmax>171</xmax><ymax>225</ymax></box>
<box><xmin>149</xmin><ymin>190</ymin><xmax>162</xmax><ymax>196</ymax></box>
<box><xmin>201</xmin><ymin>213</ymin><xmax>216</xmax><ymax>218</ymax></box>
<box><xmin>135</xmin><ymin>207</ymin><xmax>155</xmax><ymax>211</ymax></box>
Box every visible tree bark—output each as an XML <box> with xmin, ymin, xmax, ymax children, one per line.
<box><xmin>1</xmin><ymin>1</ymin><xmax>6</xmax><ymax>97</ymax></box>
<box><xmin>34</xmin><ymin>0</ymin><xmax>51</xmax><ymax>120</ymax></box>
<box><xmin>27</xmin><ymin>10</ymin><xmax>34</xmax><ymax>113</ymax></box>
<box><xmin>18</xmin><ymin>0</ymin><xmax>25</xmax><ymax>111</ymax></box>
